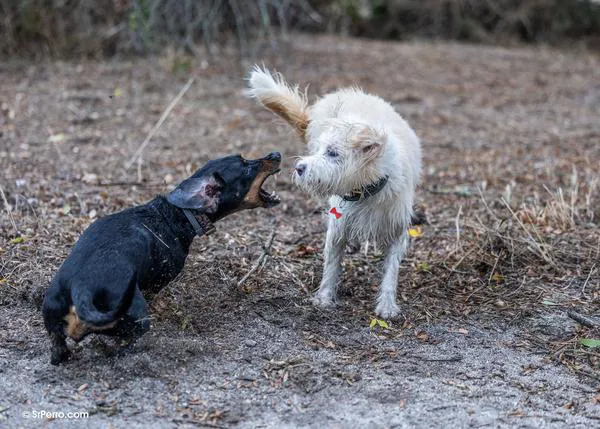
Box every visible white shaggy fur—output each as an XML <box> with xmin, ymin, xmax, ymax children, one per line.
<box><xmin>248</xmin><ymin>66</ymin><xmax>422</xmax><ymax>318</ymax></box>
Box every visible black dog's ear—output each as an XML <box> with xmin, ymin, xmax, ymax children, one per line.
<box><xmin>167</xmin><ymin>174</ymin><xmax>222</xmax><ymax>211</ymax></box>
<box><xmin>212</xmin><ymin>172</ymin><xmax>226</xmax><ymax>188</ymax></box>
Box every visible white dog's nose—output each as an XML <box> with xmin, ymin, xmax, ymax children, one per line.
<box><xmin>295</xmin><ymin>162</ymin><xmax>307</xmax><ymax>176</ymax></box>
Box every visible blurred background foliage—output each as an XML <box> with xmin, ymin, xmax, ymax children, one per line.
<box><xmin>0</xmin><ymin>0</ymin><xmax>599</xmax><ymax>58</ymax></box>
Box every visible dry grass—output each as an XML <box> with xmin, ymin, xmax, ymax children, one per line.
<box><xmin>0</xmin><ymin>35</ymin><xmax>599</xmax><ymax>381</ymax></box>
<box><xmin>1</xmin><ymin>0</ymin><xmax>599</xmax><ymax>57</ymax></box>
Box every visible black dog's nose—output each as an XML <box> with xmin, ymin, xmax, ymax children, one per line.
<box><xmin>295</xmin><ymin>162</ymin><xmax>306</xmax><ymax>176</ymax></box>
<box><xmin>265</xmin><ymin>152</ymin><xmax>281</xmax><ymax>161</ymax></box>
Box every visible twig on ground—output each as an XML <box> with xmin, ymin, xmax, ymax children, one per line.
<box><xmin>580</xmin><ymin>263</ymin><xmax>596</xmax><ymax>296</ymax></box>
<box><xmin>137</xmin><ymin>157</ymin><xmax>143</xmax><ymax>183</ymax></box>
<box><xmin>281</xmin><ymin>261</ymin><xmax>310</xmax><ymax>296</ymax></box>
<box><xmin>237</xmin><ymin>229</ymin><xmax>276</xmax><ymax>287</ymax></box>
<box><xmin>455</xmin><ymin>204</ymin><xmax>462</xmax><ymax>249</ymax></box>
<box><xmin>505</xmin><ymin>275</ymin><xmax>526</xmax><ymax>297</ymax></box>
<box><xmin>125</xmin><ymin>77</ymin><xmax>195</xmax><ymax>169</ymax></box>
<box><xmin>171</xmin><ymin>419</ymin><xmax>230</xmax><ymax>429</ymax></box>
<box><xmin>500</xmin><ymin>197</ymin><xmax>553</xmax><ymax>265</ymax></box>
<box><xmin>408</xmin><ymin>354</ymin><xmax>463</xmax><ymax>362</ymax></box>
<box><xmin>487</xmin><ymin>253</ymin><xmax>501</xmax><ymax>284</ymax></box>
<box><xmin>567</xmin><ymin>310</ymin><xmax>600</xmax><ymax>329</ymax></box>
<box><xmin>0</xmin><ymin>186</ymin><xmax>18</xmax><ymax>234</ymax></box>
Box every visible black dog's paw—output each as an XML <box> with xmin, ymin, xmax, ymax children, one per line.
<box><xmin>50</xmin><ymin>347</ymin><xmax>71</xmax><ymax>366</ymax></box>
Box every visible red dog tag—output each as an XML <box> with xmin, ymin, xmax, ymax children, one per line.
<box><xmin>329</xmin><ymin>207</ymin><xmax>342</xmax><ymax>219</ymax></box>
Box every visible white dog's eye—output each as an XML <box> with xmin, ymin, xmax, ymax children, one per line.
<box><xmin>326</xmin><ymin>148</ymin><xmax>338</xmax><ymax>158</ymax></box>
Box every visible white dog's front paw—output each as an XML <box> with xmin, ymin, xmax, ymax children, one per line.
<box><xmin>312</xmin><ymin>290</ymin><xmax>336</xmax><ymax>309</ymax></box>
<box><xmin>375</xmin><ymin>299</ymin><xmax>401</xmax><ymax>319</ymax></box>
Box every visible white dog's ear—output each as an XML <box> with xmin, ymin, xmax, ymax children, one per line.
<box><xmin>351</xmin><ymin>127</ymin><xmax>385</xmax><ymax>161</ymax></box>
<box><xmin>247</xmin><ymin>66</ymin><xmax>310</xmax><ymax>140</ymax></box>
<box><xmin>166</xmin><ymin>174</ymin><xmax>222</xmax><ymax>211</ymax></box>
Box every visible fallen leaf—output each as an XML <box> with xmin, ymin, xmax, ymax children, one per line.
<box><xmin>579</xmin><ymin>338</ymin><xmax>600</xmax><ymax>348</ymax></box>
<box><xmin>48</xmin><ymin>133</ymin><xmax>65</xmax><ymax>143</ymax></box>
<box><xmin>82</xmin><ymin>173</ymin><xmax>99</xmax><ymax>185</ymax></box>
<box><xmin>294</xmin><ymin>244</ymin><xmax>317</xmax><ymax>258</ymax></box>
<box><xmin>181</xmin><ymin>315</ymin><xmax>191</xmax><ymax>330</ymax></box>
<box><xmin>369</xmin><ymin>318</ymin><xmax>377</xmax><ymax>328</ymax></box>
<box><xmin>491</xmin><ymin>273</ymin><xmax>505</xmax><ymax>283</ymax></box>
<box><xmin>417</xmin><ymin>262</ymin><xmax>430</xmax><ymax>272</ymax></box>
<box><xmin>408</xmin><ymin>226</ymin><xmax>423</xmax><ymax>238</ymax></box>
<box><xmin>415</xmin><ymin>330</ymin><xmax>429</xmax><ymax>342</ymax></box>
<box><xmin>377</xmin><ymin>319</ymin><xmax>389</xmax><ymax>329</ymax></box>
<box><xmin>10</xmin><ymin>236</ymin><xmax>24</xmax><ymax>244</ymax></box>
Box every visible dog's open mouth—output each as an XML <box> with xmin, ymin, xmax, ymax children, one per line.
<box><xmin>257</xmin><ymin>168</ymin><xmax>281</xmax><ymax>207</ymax></box>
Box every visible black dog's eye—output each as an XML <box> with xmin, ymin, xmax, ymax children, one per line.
<box><xmin>326</xmin><ymin>148</ymin><xmax>338</xmax><ymax>158</ymax></box>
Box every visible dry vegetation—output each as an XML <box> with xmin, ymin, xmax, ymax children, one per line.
<box><xmin>1</xmin><ymin>0</ymin><xmax>599</xmax><ymax>57</ymax></box>
<box><xmin>0</xmin><ymin>34</ymin><xmax>599</xmax><ymax>426</ymax></box>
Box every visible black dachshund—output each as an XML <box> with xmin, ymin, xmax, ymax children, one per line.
<box><xmin>42</xmin><ymin>152</ymin><xmax>281</xmax><ymax>365</ymax></box>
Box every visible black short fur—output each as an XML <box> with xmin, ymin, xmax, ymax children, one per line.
<box><xmin>43</xmin><ymin>152</ymin><xmax>281</xmax><ymax>365</ymax></box>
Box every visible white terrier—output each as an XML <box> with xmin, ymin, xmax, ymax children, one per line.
<box><xmin>248</xmin><ymin>67</ymin><xmax>421</xmax><ymax>318</ymax></box>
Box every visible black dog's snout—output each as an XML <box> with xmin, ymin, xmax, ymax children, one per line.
<box><xmin>295</xmin><ymin>162</ymin><xmax>306</xmax><ymax>176</ymax></box>
<box><xmin>265</xmin><ymin>151</ymin><xmax>281</xmax><ymax>161</ymax></box>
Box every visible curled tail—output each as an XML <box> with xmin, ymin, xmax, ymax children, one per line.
<box><xmin>73</xmin><ymin>275</ymin><xmax>137</xmax><ymax>326</ymax></box>
<box><xmin>247</xmin><ymin>65</ymin><xmax>310</xmax><ymax>139</ymax></box>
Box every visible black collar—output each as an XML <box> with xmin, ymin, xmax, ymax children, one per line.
<box><xmin>341</xmin><ymin>175</ymin><xmax>389</xmax><ymax>201</ymax></box>
<box><xmin>182</xmin><ymin>209</ymin><xmax>216</xmax><ymax>236</ymax></box>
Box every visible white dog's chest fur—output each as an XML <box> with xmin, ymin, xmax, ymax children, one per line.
<box><xmin>328</xmin><ymin>188</ymin><xmax>410</xmax><ymax>246</ymax></box>
<box><xmin>309</xmin><ymin>89</ymin><xmax>421</xmax><ymax>246</ymax></box>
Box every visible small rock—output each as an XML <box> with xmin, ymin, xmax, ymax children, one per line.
<box><xmin>82</xmin><ymin>173</ymin><xmax>99</xmax><ymax>184</ymax></box>
<box><xmin>245</xmin><ymin>340</ymin><xmax>257</xmax><ymax>348</ymax></box>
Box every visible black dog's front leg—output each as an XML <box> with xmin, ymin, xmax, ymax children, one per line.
<box><xmin>104</xmin><ymin>287</ymin><xmax>150</xmax><ymax>356</ymax></box>
<box><xmin>120</xmin><ymin>288</ymin><xmax>151</xmax><ymax>341</ymax></box>
<box><xmin>49</xmin><ymin>331</ymin><xmax>70</xmax><ymax>365</ymax></box>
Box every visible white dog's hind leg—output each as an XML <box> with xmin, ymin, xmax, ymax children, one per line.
<box><xmin>375</xmin><ymin>232</ymin><xmax>409</xmax><ymax>319</ymax></box>
<box><xmin>313</xmin><ymin>219</ymin><xmax>346</xmax><ymax>309</ymax></box>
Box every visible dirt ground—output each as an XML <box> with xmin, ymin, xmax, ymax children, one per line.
<box><xmin>1</xmin><ymin>34</ymin><xmax>599</xmax><ymax>428</ymax></box>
